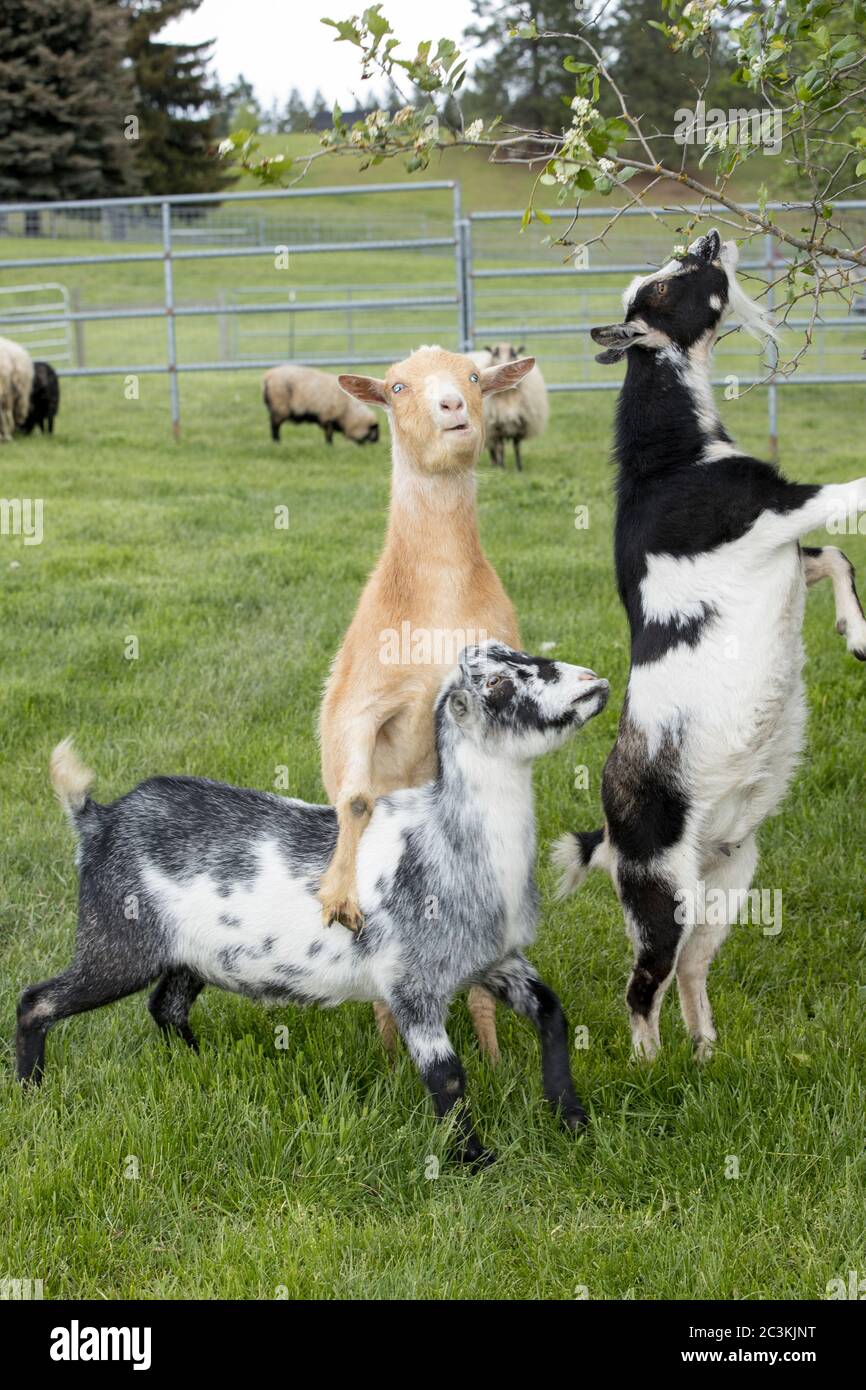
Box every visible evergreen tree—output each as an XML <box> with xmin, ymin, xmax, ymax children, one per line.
<box><xmin>463</xmin><ymin>0</ymin><xmax>738</xmax><ymax>166</ymax></box>
<box><xmin>601</xmin><ymin>0</ymin><xmax>739</xmax><ymax>167</ymax></box>
<box><xmin>215</xmin><ymin>74</ymin><xmax>263</xmax><ymax>135</ymax></box>
<box><xmin>464</xmin><ymin>1</ymin><xmax>593</xmax><ymax>133</ymax></box>
<box><xmin>0</xmin><ymin>0</ymin><xmax>137</xmax><ymax>227</ymax></box>
<box><xmin>284</xmin><ymin>88</ymin><xmax>311</xmax><ymax>133</ymax></box>
<box><xmin>122</xmin><ymin>0</ymin><xmax>235</xmax><ymax>194</ymax></box>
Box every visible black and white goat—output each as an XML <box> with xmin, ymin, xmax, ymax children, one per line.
<box><xmin>554</xmin><ymin>229</ymin><xmax>866</xmax><ymax>1060</ymax></box>
<box><xmin>17</xmin><ymin>643</ymin><xmax>608</xmax><ymax>1166</ymax></box>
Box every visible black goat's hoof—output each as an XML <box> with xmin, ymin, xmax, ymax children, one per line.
<box><xmin>561</xmin><ymin>1104</ymin><xmax>588</xmax><ymax>1133</ymax></box>
<box><xmin>458</xmin><ymin>1141</ymin><xmax>497</xmax><ymax>1169</ymax></box>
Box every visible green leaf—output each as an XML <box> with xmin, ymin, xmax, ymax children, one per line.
<box><xmin>321</xmin><ymin>17</ymin><xmax>362</xmax><ymax>45</ymax></box>
<box><xmin>363</xmin><ymin>4</ymin><xmax>391</xmax><ymax>41</ymax></box>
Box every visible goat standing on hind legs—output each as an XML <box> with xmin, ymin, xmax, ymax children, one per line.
<box><xmin>554</xmin><ymin>229</ymin><xmax>866</xmax><ymax>1061</ymax></box>
<box><xmin>318</xmin><ymin>345</ymin><xmax>536</xmax><ymax>1063</ymax></box>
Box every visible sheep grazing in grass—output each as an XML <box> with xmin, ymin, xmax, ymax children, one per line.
<box><xmin>17</xmin><ymin>644</ymin><xmax>609</xmax><ymax>1166</ymax></box>
<box><xmin>477</xmin><ymin>343</ymin><xmax>549</xmax><ymax>471</ymax></box>
<box><xmin>0</xmin><ymin>335</ymin><xmax>34</xmax><ymax>444</ymax></box>
<box><xmin>262</xmin><ymin>364</ymin><xmax>379</xmax><ymax>446</ymax></box>
<box><xmin>20</xmin><ymin>362</ymin><xmax>60</xmax><ymax>436</ymax></box>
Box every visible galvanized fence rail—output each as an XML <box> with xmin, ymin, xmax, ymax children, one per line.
<box><xmin>0</xmin><ymin>182</ymin><xmax>464</xmax><ymax>438</ymax></box>
<box><xmin>463</xmin><ymin>200</ymin><xmax>866</xmax><ymax>454</ymax></box>
<box><xmin>0</xmin><ymin>185</ymin><xmax>863</xmax><ymax>443</ymax></box>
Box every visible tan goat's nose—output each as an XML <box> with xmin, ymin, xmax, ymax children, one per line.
<box><xmin>439</xmin><ymin>394</ymin><xmax>463</xmax><ymax>412</ymax></box>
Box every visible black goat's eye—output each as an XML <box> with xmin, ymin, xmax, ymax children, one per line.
<box><xmin>654</xmin><ymin>281</ymin><xmax>668</xmax><ymax>297</ymax></box>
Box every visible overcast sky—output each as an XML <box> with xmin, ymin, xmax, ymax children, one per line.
<box><xmin>163</xmin><ymin>0</ymin><xmax>478</xmax><ymax>109</ymax></box>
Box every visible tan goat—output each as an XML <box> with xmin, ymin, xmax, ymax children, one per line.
<box><xmin>318</xmin><ymin>344</ymin><xmax>535</xmax><ymax>1060</ymax></box>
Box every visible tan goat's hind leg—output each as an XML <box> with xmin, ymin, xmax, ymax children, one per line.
<box><xmin>468</xmin><ymin>986</ymin><xmax>500</xmax><ymax>1065</ymax></box>
<box><xmin>372</xmin><ymin>1001</ymin><xmax>399</xmax><ymax>1060</ymax></box>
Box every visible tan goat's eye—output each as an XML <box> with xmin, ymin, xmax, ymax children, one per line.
<box><xmin>392</xmin><ymin>382</ymin><xmax>405</xmax><ymax>393</ymax></box>
<box><xmin>469</xmin><ymin>372</ymin><xmax>479</xmax><ymax>383</ymax></box>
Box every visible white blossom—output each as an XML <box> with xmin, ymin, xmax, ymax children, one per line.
<box><xmin>465</xmin><ymin>119</ymin><xmax>484</xmax><ymax>142</ymax></box>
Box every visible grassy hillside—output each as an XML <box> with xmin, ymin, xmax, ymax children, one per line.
<box><xmin>0</xmin><ymin>374</ymin><xmax>864</xmax><ymax>1298</ymax></box>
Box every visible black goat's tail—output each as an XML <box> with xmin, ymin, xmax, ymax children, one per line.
<box><xmin>551</xmin><ymin>827</ymin><xmax>609</xmax><ymax>899</ymax></box>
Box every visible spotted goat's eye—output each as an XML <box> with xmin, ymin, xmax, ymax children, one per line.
<box><xmin>486</xmin><ymin>675</ymin><xmax>502</xmax><ymax>688</ymax></box>
<box><xmin>392</xmin><ymin>382</ymin><xmax>405</xmax><ymax>393</ymax></box>
<box><xmin>469</xmin><ymin>372</ymin><xmax>479</xmax><ymax>383</ymax></box>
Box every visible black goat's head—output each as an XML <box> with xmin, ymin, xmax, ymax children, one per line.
<box><xmin>591</xmin><ymin>230</ymin><xmax>776</xmax><ymax>364</ymax></box>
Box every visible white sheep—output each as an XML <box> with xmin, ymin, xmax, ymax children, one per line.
<box><xmin>0</xmin><ymin>335</ymin><xmax>34</xmax><ymax>444</ymax></box>
<box><xmin>262</xmin><ymin>364</ymin><xmax>379</xmax><ymax>446</ymax></box>
<box><xmin>475</xmin><ymin>343</ymin><xmax>548</xmax><ymax>470</ymax></box>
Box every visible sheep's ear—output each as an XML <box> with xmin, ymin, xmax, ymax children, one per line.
<box><xmin>338</xmin><ymin>374</ymin><xmax>388</xmax><ymax>407</ymax></box>
<box><xmin>480</xmin><ymin>356</ymin><xmax>535</xmax><ymax>396</ymax></box>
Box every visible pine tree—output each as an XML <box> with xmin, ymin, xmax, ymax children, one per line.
<box><xmin>122</xmin><ymin>0</ymin><xmax>235</xmax><ymax>195</ymax></box>
<box><xmin>600</xmin><ymin>0</ymin><xmax>739</xmax><ymax>168</ymax></box>
<box><xmin>0</xmin><ymin>0</ymin><xmax>138</xmax><ymax>226</ymax></box>
<box><xmin>464</xmin><ymin>1</ymin><xmax>592</xmax><ymax>133</ymax></box>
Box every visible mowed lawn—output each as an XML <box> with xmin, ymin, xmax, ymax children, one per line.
<box><xmin>1</xmin><ymin>375</ymin><xmax>864</xmax><ymax>1300</ymax></box>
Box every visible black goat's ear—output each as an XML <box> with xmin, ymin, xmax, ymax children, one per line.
<box><xmin>595</xmin><ymin>347</ymin><xmax>626</xmax><ymax>365</ymax></box>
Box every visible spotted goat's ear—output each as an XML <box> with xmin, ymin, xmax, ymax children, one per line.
<box><xmin>448</xmin><ymin>689</ymin><xmax>473</xmax><ymax>725</ymax></box>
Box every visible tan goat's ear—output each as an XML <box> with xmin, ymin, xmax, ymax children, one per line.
<box><xmin>480</xmin><ymin>356</ymin><xmax>535</xmax><ymax>396</ymax></box>
<box><xmin>338</xmin><ymin>374</ymin><xmax>388</xmax><ymax>406</ymax></box>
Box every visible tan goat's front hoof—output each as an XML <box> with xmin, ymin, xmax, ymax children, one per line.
<box><xmin>319</xmin><ymin>890</ymin><xmax>365</xmax><ymax>934</ymax></box>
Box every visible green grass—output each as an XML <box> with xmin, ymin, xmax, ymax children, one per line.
<box><xmin>0</xmin><ymin>375</ymin><xmax>864</xmax><ymax>1300</ymax></box>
